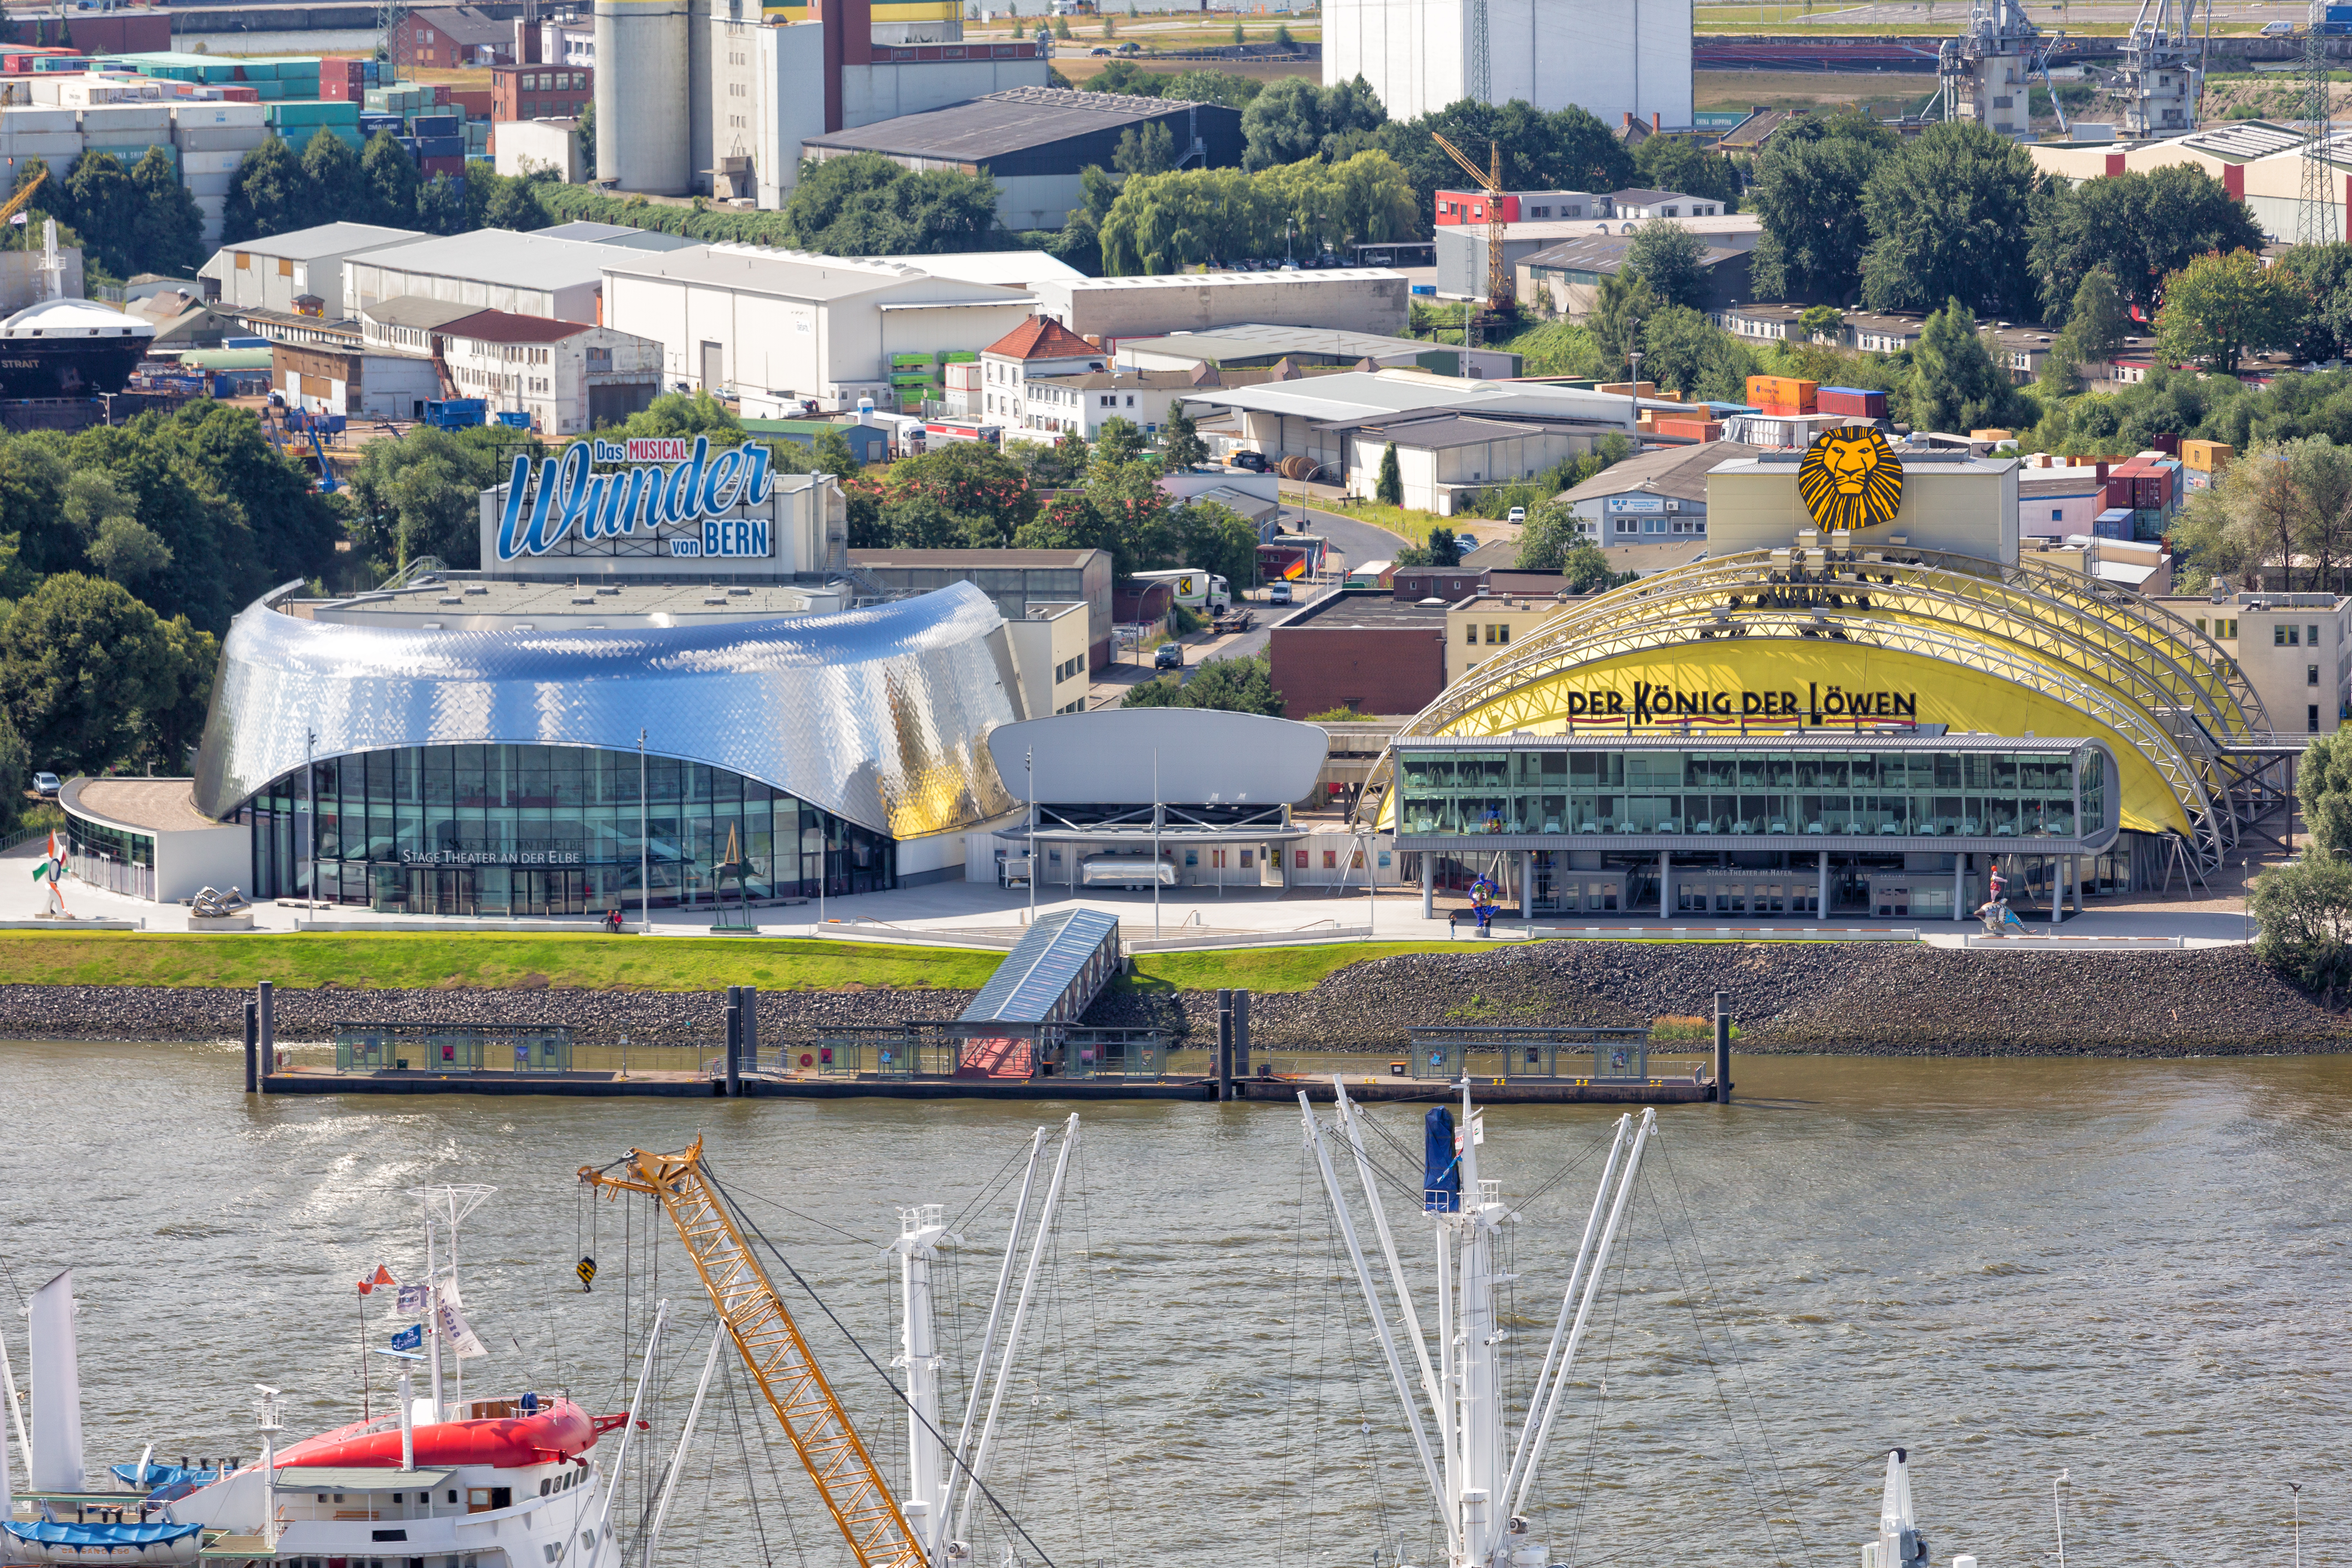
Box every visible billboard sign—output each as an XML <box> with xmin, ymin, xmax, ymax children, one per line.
<box><xmin>496</xmin><ymin>435</ymin><xmax>778</xmax><ymax>562</ymax></box>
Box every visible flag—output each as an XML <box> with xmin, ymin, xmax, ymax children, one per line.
<box><xmin>390</xmin><ymin>1324</ymin><xmax>423</xmax><ymax>1353</ymax></box>
<box><xmin>395</xmin><ymin>1283</ymin><xmax>428</xmax><ymax>1315</ymax></box>
<box><xmin>9</xmin><ymin>212</ymin><xmax>24</xmax><ymax>227</ymax></box>
<box><xmin>357</xmin><ymin>1264</ymin><xmax>399</xmax><ymax>1295</ymax></box>
<box><xmin>437</xmin><ymin>1282</ymin><xmax>487</xmax><ymax>1361</ymax></box>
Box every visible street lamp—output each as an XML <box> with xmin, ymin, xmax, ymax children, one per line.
<box><xmin>304</xmin><ymin>728</ymin><xmax>318</xmax><ymax>915</ymax></box>
<box><xmin>2054</xmin><ymin>1469</ymin><xmax>2070</xmax><ymax>1568</ymax></box>
<box><xmin>637</xmin><ymin>729</ymin><xmax>648</xmax><ymax>934</ymax></box>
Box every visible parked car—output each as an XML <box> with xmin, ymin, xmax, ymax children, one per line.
<box><xmin>1117</xmin><ymin>40</ymin><xmax>1140</xmax><ymax>52</ymax></box>
<box><xmin>1507</xmin><ymin>506</ymin><xmax>1526</xmax><ymax>523</ymax></box>
<box><xmin>1154</xmin><ymin>641</ymin><xmax>1184</xmax><ymax>670</ymax></box>
<box><xmin>31</xmin><ymin>771</ymin><xmax>60</xmax><ymax>796</ymax></box>
<box><xmin>1267</xmin><ymin>581</ymin><xmax>1294</xmax><ymax>605</ymax></box>
<box><xmin>1228</xmin><ymin>450</ymin><xmax>1269</xmax><ymax>472</ymax></box>
<box><xmin>2263</xmin><ymin>19</ymin><xmax>2295</xmax><ymax>34</ymax></box>
<box><xmin>1091</xmin><ymin>45</ymin><xmax>1111</xmax><ymax>54</ymax></box>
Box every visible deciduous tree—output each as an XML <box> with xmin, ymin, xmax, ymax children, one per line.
<box><xmin>1746</xmin><ymin>116</ymin><xmax>1891</xmax><ymax>304</ymax></box>
<box><xmin>361</xmin><ymin>129</ymin><xmax>420</xmax><ymax>227</ymax></box>
<box><xmin>1909</xmin><ymin>296</ymin><xmax>2016</xmax><ymax>435</ymax></box>
<box><xmin>2029</xmin><ymin>164</ymin><xmax>2262</xmax><ymax>324</ymax></box>
<box><xmin>63</xmin><ymin>153</ymin><xmax>139</xmax><ymax>278</ymax></box>
<box><xmin>128</xmin><ymin>146</ymin><xmax>205</xmax><ymax>276</ymax></box>
<box><xmin>0</xmin><ymin>572</ymin><xmax>208</xmax><ymax>776</ymax></box>
<box><xmin>2156</xmin><ymin>248</ymin><xmax>2307</xmax><ymax>373</ymax></box>
<box><xmin>1624</xmin><ymin>219</ymin><xmax>1709</xmax><ymax>310</ymax></box>
<box><xmin>223</xmin><ymin>135</ymin><xmax>309</xmax><ymax>243</ymax></box>
<box><xmin>1858</xmin><ymin>121</ymin><xmax>2039</xmax><ymax>318</ymax></box>
<box><xmin>300</xmin><ymin>127</ymin><xmax>366</xmax><ymax>225</ymax></box>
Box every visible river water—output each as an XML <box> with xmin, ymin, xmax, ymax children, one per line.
<box><xmin>3</xmin><ymin>1039</ymin><xmax>2346</xmax><ymax>1568</ymax></box>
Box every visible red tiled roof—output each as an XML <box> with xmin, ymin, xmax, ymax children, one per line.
<box><xmin>983</xmin><ymin>315</ymin><xmax>1097</xmax><ymax>361</ymax></box>
<box><xmin>440</xmin><ymin>308</ymin><xmax>593</xmax><ymax>345</ymax></box>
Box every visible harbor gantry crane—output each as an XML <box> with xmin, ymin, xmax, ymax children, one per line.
<box><xmin>581</xmin><ymin>1141</ymin><xmax>926</xmax><ymax>1568</ymax></box>
<box><xmin>1431</xmin><ymin>130</ymin><xmax>1512</xmax><ymax>321</ymax></box>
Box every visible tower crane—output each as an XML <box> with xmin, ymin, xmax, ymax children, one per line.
<box><xmin>0</xmin><ymin>169</ymin><xmax>47</xmax><ymax>232</ymax></box>
<box><xmin>1431</xmin><ymin>130</ymin><xmax>1512</xmax><ymax>321</ymax></box>
<box><xmin>581</xmin><ymin>1141</ymin><xmax>926</xmax><ymax>1568</ymax></box>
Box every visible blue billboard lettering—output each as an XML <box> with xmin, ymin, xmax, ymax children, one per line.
<box><xmin>496</xmin><ymin>435</ymin><xmax>777</xmax><ymax>560</ymax></box>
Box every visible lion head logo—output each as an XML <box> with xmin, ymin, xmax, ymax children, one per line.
<box><xmin>1797</xmin><ymin>425</ymin><xmax>1904</xmax><ymax>533</ymax></box>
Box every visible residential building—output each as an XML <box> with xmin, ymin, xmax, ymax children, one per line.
<box><xmin>390</xmin><ymin>7</ymin><xmax>514</xmax><ymax>69</ymax></box>
<box><xmin>1436</xmin><ymin>211</ymin><xmax>1761</xmax><ymax>302</ymax></box>
<box><xmin>1605</xmin><ymin>188</ymin><xmax>1722</xmax><ymax>219</ymax></box>
<box><xmin>434</xmin><ymin>310</ymin><xmax>664</xmax><ymax>434</ymax></box>
<box><xmin>1554</xmin><ymin>440</ymin><xmax>1763</xmax><ymax>544</ymax></box>
<box><xmin>2156</xmin><ymin>589</ymin><xmax>2352</xmax><ymax>734</ymax></box>
<box><xmin>1446</xmin><ymin>592</ymin><xmax>1576</xmax><ymax>683</ymax></box>
<box><xmin>978</xmin><ymin>314</ymin><xmax>1103</xmax><ymax>429</ymax></box>
<box><xmin>848</xmin><ymin>547</ymin><xmax>1115</xmax><ymax>667</ymax></box>
<box><xmin>603</xmin><ymin>244</ymin><xmax>1041</xmax><ymax>413</ymax></box>
<box><xmin>801</xmin><ymin>87</ymin><xmax>1243</xmax><ymax>232</ymax></box>
<box><xmin>1434</xmin><ymin>188</ymin><xmax>1595</xmax><ymax>226</ymax></box>
<box><xmin>198</xmin><ymin>223</ymin><xmax>424</xmax><ymax>318</ymax></box>
<box><xmin>1018</xmin><ymin>367</ymin><xmax>1205</xmax><ymax>440</ymax></box>
<box><xmin>491</xmin><ymin>63</ymin><xmax>592</xmax><ymax>125</ymax></box>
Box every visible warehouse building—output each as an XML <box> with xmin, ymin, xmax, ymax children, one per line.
<box><xmin>1115</xmin><ymin>322</ymin><xmax>1518</xmax><ymax>380</ymax></box>
<box><xmin>802</xmin><ymin>88</ymin><xmax>1245</xmax><ymax>232</ymax></box>
<box><xmin>1518</xmin><ymin>232</ymin><xmax>1751</xmax><ymax>321</ymax></box>
<box><xmin>1034</xmin><ymin>269</ymin><xmax>1412</xmax><ymax>343</ymax></box>
<box><xmin>1437</xmin><ymin>212</ymin><xmax>1762</xmax><ymax>303</ymax></box>
<box><xmin>1553</xmin><ymin>440</ymin><xmax>1763</xmax><ymax>546</ymax></box>
<box><xmin>199</xmin><ymin>223</ymin><xmax>424</xmax><ymax>318</ymax></box>
<box><xmin>602</xmin><ymin>243</ymin><xmax>1042</xmax><ymax>413</ymax></box>
<box><xmin>344</xmin><ymin>229</ymin><xmax>619</xmax><ymax>321</ymax></box>
<box><xmin>429</xmin><ymin>309</ymin><xmax>666</xmax><ymax>434</ymax></box>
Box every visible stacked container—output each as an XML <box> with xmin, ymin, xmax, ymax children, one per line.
<box><xmin>1652</xmin><ymin>416</ymin><xmax>1723</xmax><ymax>442</ymax></box>
<box><xmin>2093</xmin><ymin>508</ymin><xmax>2135</xmax><ymax>539</ymax></box>
<box><xmin>269</xmin><ymin>98</ymin><xmax>362</xmax><ymax>149</ymax></box>
<box><xmin>1744</xmin><ymin>375</ymin><xmax>1817</xmax><ymax>415</ymax></box>
<box><xmin>318</xmin><ymin>57</ymin><xmax>369</xmax><ymax>102</ymax></box>
<box><xmin>172</xmin><ymin>100</ymin><xmax>269</xmax><ymax>246</ymax></box>
<box><xmin>1816</xmin><ymin>385</ymin><xmax>1887</xmax><ymax>420</ymax></box>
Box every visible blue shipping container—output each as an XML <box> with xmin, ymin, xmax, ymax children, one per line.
<box><xmin>410</xmin><ymin>113</ymin><xmax>458</xmax><ymax>136</ymax></box>
<box><xmin>416</xmin><ymin>134</ymin><xmax>463</xmax><ymax>157</ymax></box>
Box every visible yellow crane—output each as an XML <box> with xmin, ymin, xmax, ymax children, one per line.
<box><xmin>581</xmin><ymin>1141</ymin><xmax>926</xmax><ymax>1568</ymax></box>
<box><xmin>0</xmin><ymin>170</ymin><xmax>48</xmax><ymax>237</ymax></box>
<box><xmin>1430</xmin><ymin>131</ymin><xmax>1511</xmax><ymax>318</ymax></box>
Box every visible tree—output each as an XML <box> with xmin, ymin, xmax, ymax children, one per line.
<box><xmin>128</xmin><ymin>146</ymin><xmax>205</xmax><ymax>276</ymax></box>
<box><xmin>1113</xmin><ymin>121</ymin><xmax>1177</xmax><ymax>177</ymax></box>
<box><xmin>0</xmin><ymin>572</ymin><xmax>208</xmax><ymax>777</ymax></box>
<box><xmin>1624</xmin><ymin>220</ymin><xmax>1709</xmax><ymax>310</ymax></box>
<box><xmin>301</xmin><ymin>126</ymin><xmax>366</xmax><ymax>225</ymax></box>
<box><xmin>1560</xmin><ymin>539</ymin><xmax>1633</xmax><ymax>593</ymax></box>
<box><xmin>1171</xmin><ymin>499</ymin><xmax>1260</xmax><ymax>589</ymax></box>
<box><xmin>346</xmin><ymin>425</ymin><xmax>534</xmax><ymax>575</ymax></box>
<box><xmin>2302</xmin><ymin>729</ymin><xmax>2352</xmax><ymax>858</ymax></box>
<box><xmin>783</xmin><ymin>152</ymin><xmax>1001</xmax><ymax>254</ymax></box>
<box><xmin>1631</xmin><ymin>133</ymin><xmax>1740</xmax><ymax>211</ymax></box>
<box><xmin>2277</xmin><ymin>241</ymin><xmax>2352</xmax><ymax>361</ymax></box>
<box><xmin>1369</xmin><ymin>100</ymin><xmax>1631</xmax><ymax>241</ymax></box>
<box><xmin>1122</xmin><ymin>652</ymin><xmax>1285</xmax><ymax>714</ymax></box>
<box><xmin>1798</xmin><ymin>305</ymin><xmax>1845</xmax><ymax>343</ymax></box>
<box><xmin>1239</xmin><ymin>75</ymin><xmax>1386</xmax><ymax>172</ymax></box>
<box><xmin>1590</xmin><ymin>270</ymin><xmax>1657</xmax><ymax>379</ymax></box>
<box><xmin>2251</xmin><ymin>852</ymin><xmax>2352</xmax><ymax>1005</ymax></box>
<box><xmin>1162</xmin><ymin>400</ymin><xmax>1208</xmax><ymax>472</ymax></box>
<box><xmin>416</xmin><ymin>171</ymin><xmax>466</xmax><ymax>235</ymax></box>
<box><xmin>2156</xmin><ymin>248</ymin><xmax>2307</xmax><ymax>374</ymax></box>
<box><xmin>1747</xmin><ymin>122</ymin><xmax>1890</xmax><ymax>303</ymax></box>
<box><xmin>808</xmin><ymin>426</ymin><xmax>862</xmax><ymax>476</ymax></box>
<box><xmin>1910</xmin><ymin>296</ymin><xmax>2015</xmax><ymax>435</ymax></box>
<box><xmin>1053</xmin><ymin>14</ymin><xmax>1071</xmax><ymax>37</ymax></box>
<box><xmin>2028</xmin><ymin>164</ymin><xmax>2263</xmax><ymax>324</ymax></box>
<box><xmin>1515</xmin><ymin>500</ymin><xmax>1583</xmax><ymax>569</ymax></box>
<box><xmin>361</xmin><ymin>129</ymin><xmax>421</xmax><ymax>228</ymax></box>
<box><xmin>0</xmin><ymin>711</ymin><xmax>26</xmax><ymax>835</ymax></box>
<box><xmin>67</xmin><ymin>469</ymin><xmax>171</xmax><ymax>588</ymax></box>
<box><xmin>63</xmin><ymin>153</ymin><xmax>140</xmax><ymax>278</ymax></box>
<box><xmin>1376</xmin><ymin>440</ymin><xmax>1402</xmax><ymax>505</ymax></box>
<box><xmin>576</xmin><ymin>100</ymin><xmax>596</xmax><ymax>175</ymax></box>
<box><xmin>2065</xmin><ymin>266</ymin><xmax>2129</xmax><ymax>365</ymax></box>
<box><xmin>222</xmin><ymin>135</ymin><xmax>310</xmax><ymax>243</ymax></box>
<box><xmin>1639</xmin><ymin>305</ymin><xmax>1757</xmax><ymax>400</ymax></box>
<box><xmin>1858</xmin><ymin>121</ymin><xmax>2039</xmax><ymax>318</ymax></box>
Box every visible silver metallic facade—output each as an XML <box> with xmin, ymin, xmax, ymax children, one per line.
<box><xmin>193</xmin><ymin>579</ymin><xmax>1022</xmax><ymax>838</ymax></box>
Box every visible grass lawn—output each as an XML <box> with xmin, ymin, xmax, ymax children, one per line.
<box><xmin>0</xmin><ymin>932</ymin><xmax>1005</xmax><ymax>993</ymax></box>
<box><xmin>1127</xmin><ymin>941</ymin><xmax>1487</xmax><ymax>993</ymax></box>
<box><xmin>1311</xmin><ymin>498</ymin><xmax>1440</xmax><ymax>545</ymax></box>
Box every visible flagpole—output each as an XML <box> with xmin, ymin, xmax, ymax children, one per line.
<box><xmin>424</xmin><ymin>1218</ymin><xmax>444</xmax><ymax>1421</ymax></box>
<box><xmin>357</xmin><ymin>1283</ymin><xmax>372</xmax><ymax>1423</ymax></box>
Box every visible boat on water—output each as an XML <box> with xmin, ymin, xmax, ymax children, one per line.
<box><xmin>0</xmin><ymin>221</ymin><xmax>154</xmax><ymax>400</ymax></box>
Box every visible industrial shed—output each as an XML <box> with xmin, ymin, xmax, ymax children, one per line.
<box><xmin>801</xmin><ymin>87</ymin><xmax>1244</xmax><ymax>232</ymax></box>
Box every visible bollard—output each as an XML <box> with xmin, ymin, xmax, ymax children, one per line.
<box><xmin>742</xmin><ymin>984</ymin><xmax>759</xmax><ymax>1076</ymax></box>
<box><xmin>724</xmin><ymin>987</ymin><xmax>743</xmax><ymax>1098</ymax></box>
<box><xmin>1215</xmin><ymin>987</ymin><xmax>1233</xmax><ymax>1102</ymax></box>
<box><xmin>1233</xmin><ymin>990</ymin><xmax>1251</xmax><ymax>1081</ymax></box>
<box><xmin>256</xmin><ymin>981</ymin><xmax>274</xmax><ymax>1067</ymax></box>
<box><xmin>1713</xmin><ymin>990</ymin><xmax>1732</xmax><ymax>1105</ymax></box>
<box><xmin>243</xmin><ymin>1000</ymin><xmax>258</xmax><ymax>1093</ymax></box>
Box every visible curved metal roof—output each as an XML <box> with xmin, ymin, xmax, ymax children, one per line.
<box><xmin>986</xmin><ymin>709</ymin><xmax>1327</xmax><ymax>806</ymax></box>
<box><xmin>192</xmin><ymin>581</ymin><xmax>1021</xmax><ymax>838</ymax></box>
<box><xmin>1367</xmin><ymin>545</ymin><xmax>2268</xmax><ymax>872</ymax></box>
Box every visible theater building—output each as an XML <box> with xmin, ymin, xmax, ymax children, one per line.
<box><xmin>1379</xmin><ymin>427</ymin><xmax>2282</xmax><ymax>920</ymax></box>
<box><xmin>168</xmin><ymin>437</ymin><xmax>1028</xmax><ymax>914</ymax></box>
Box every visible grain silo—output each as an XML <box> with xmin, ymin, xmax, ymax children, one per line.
<box><xmin>594</xmin><ymin>0</ymin><xmax>692</xmax><ymax>193</ymax></box>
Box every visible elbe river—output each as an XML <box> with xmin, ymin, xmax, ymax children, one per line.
<box><xmin>4</xmin><ymin>1039</ymin><xmax>2345</xmax><ymax>1568</ymax></box>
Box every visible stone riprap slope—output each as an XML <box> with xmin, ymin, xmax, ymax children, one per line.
<box><xmin>0</xmin><ymin>943</ymin><xmax>2339</xmax><ymax>1055</ymax></box>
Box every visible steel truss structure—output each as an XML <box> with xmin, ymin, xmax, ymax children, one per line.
<box><xmin>1358</xmin><ymin>545</ymin><xmax>2274</xmax><ymax>874</ymax></box>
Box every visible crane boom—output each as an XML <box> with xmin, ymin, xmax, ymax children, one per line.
<box><xmin>1430</xmin><ymin>131</ymin><xmax>1493</xmax><ymax>192</ymax></box>
<box><xmin>582</xmin><ymin>1142</ymin><xmax>924</xmax><ymax>1568</ymax></box>
<box><xmin>1428</xmin><ymin>130</ymin><xmax>1512</xmax><ymax>319</ymax></box>
<box><xmin>0</xmin><ymin>171</ymin><xmax>47</xmax><ymax>232</ymax></box>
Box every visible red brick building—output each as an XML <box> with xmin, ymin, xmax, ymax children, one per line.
<box><xmin>1266</xmin><ymin>591</ymin><xmax>1449</xmax><ymax>719</ymax></box>
<box><xmin>491</xmin><ymin>64</ymin><xmax>592</xmax><ymax>126</ymax></box>
<box><xmin>388</xmin><ymin>7</ymin><xmax>512</xmax><ymax>70</ymax></box>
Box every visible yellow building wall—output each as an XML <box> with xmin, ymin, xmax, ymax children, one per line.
<box><xmin>1438</xmin><ymin>641</ymin><xmax>2187</xmax><ymax>835</ymax></box>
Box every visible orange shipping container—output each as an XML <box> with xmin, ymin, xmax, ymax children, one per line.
<box><xmin>2181</xmin><ymin>438</ymin><xmax>2233</xmax><ymax>472</ymax></box>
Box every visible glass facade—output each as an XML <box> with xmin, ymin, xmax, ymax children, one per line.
<box><xmin>240</xmin><ymin>743</ymin><xmax>894</xmax><ymax>915</ymax></box>
<box><xmin>1397</xmin><ymin>745</ymin><xmax>2101</xmax><ymax>841</ymax></box>
<box><xmin>65</xmin><ymin>814</ymin><xmax>155</xmax><ymax>900</ymax></box>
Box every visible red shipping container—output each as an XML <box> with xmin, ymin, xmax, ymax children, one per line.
<box><xmin>1817</xmin><ymin>386</ymin><xmax>1887</xmax><ymax>419</ymax></box>
<box><xmin>2153</xmin><ymin>432</ymin><xmax>2180</xmax><ymax>455</ymax></box>
<box><xmin>222</xmin><ymin>86</ymin><xmax>259</xmax><ymax>101</ymax></box>
<box><xmin>1653</xmin><ymin>418</ymin><xmax>1721</xmax><ymax>441</ymax></box>
<box><xmin>2105</xmin><ymin>477</ymin><xmax>2134</xmax><ymax>509</ymax></box>
<box><xmin>419</xmin><ymin>154</ymin><xmax>465</xmax><ymax>177</ymax></box>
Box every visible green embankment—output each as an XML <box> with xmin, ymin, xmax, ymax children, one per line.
<box><xmin>0</xmin><ymin>932</ymin><xmax>1484</xmax><ymax>995</ymax></box>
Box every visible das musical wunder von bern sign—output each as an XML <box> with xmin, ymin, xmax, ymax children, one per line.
<box><xmin>1796</xmin><ymin>425</ymin><xmax>1903</xmax><ymax>533</ymax></box>
<box><xmin>496</xmin><ymin>435</ymin><xmax>780</xmax><ymax>562</ymax></box>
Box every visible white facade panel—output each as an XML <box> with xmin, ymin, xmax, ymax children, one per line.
<box><xmin>755</xmin><ymin>22</ymin><xmax>828</xmax><ymax>209</ymax></box>
<box><xmin>1327</xmin><ymin>0</ymin><xmax>1690</xmax><ymax>129</ymax></box>
<box><xmin>838</xmin><ymin>57</ymin><xmax>1050</xmax><ymax>126</ymax></box>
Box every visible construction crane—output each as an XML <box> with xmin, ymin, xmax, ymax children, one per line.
<box><xmin>581</xmin><ymin>1141</ymin><xmax>926</xmax><ymax>1568</ymax></box>
<box><xmin>0</xmin><ymin>170</ymin><xmax>47</xmax><ymax>236</ymax></box>
<box><xmin>1431</xmin><ymin>130</ymin><xmax>1512</xmax><ymax>322</ymax></box>
<box><xmin>2120</xmin><ymin>0</ymin><xmax>2202</xmax><ymax>137</ymax></box>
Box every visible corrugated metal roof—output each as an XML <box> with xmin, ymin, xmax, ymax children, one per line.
<box><xmin>805</xmin><ymin>86</ymin><xmax>1209</xmax><ymax>163</ymax></box>
<box><xmin>957</xmin><ymin>908</ymin><xmax>1119</xmax><ymax>1027</ymax></box>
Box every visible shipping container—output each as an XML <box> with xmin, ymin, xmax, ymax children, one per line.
<box><xmin>2093</xmin><ymin>508</ymin><xmax>2134</xmax><ymax>539</ymax></box>
<box><xmin>1816</xmin><ymin>385</ymin><xmax>1887</xmax><ymax>419</ymax></box>
<box><xmin>415</xmin><ymin>134</ymin><xmax>463</xmax><ymax>158</ymax></box>
<box><xmin>2152</xmin><ymin>432</ymin><xmax>2180</xmax><ymax>455</ymax></box>
<box><xmin>2181</xmin><ymin>437</ymin><xmax>2233</xmax><ymax>471</ymax></box>
<box><xmin>1744</xmin><ymin>374</ymin><xmax>1818</xmax><ymax>414</ymax></box>
<box><xmin>1652</xmin><ymin>418</ymin><xmax>1723</xmax><ymax>442</ymax></box>
<box><xmin>2104</xmin><ymin>476</ymin><xmax>2135</xmax><ymax>509</ymax></box>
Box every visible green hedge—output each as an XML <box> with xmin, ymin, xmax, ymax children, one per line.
<box><xmin>538</xmin><ymin>183</ymin><xmax>807</xmax><ymax>245</ymax></box>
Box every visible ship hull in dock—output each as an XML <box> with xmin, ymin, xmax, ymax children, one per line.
<box><xmin>0</xmin><ymin>339</ymin><xmax>150</xmax><ymax>398</ymax></box>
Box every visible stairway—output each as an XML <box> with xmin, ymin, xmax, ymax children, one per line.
<box><xmin>954</xmin><ymin>1035</ymin><xmax>1034</xmax><ymax>1079</ymax></box>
